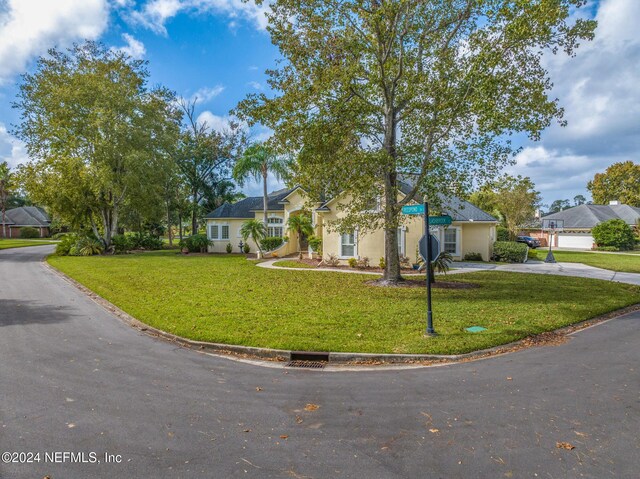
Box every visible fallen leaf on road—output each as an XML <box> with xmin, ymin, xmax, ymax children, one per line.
<box><xmin>429</xmin><ymin>428</ymin><xmax>439</xmax><ymax>433</ymax></box>
<box><xmin>280</xmin><ymin>435</ymin><xmax>288</xmax><ymax>439</ymax></box>
<box><xmin>506</xmin><ymin>377</ymin><xmax>513</xmax><ymax>381</ymax></box>
<box><xmin>243</xmin><ymin>429</ymin><xmax>251</xmax><ymax>433</ymax></box>
<box><xmin>574</xmin><ymin>431</ymin><xmax>588</xmax><ymax>437</ymax></box>
<box><xmin>304</xmin><ymin>403</ymin><xmax>320</xmax><ymax>411</ymax></box>
<box><xmin>295</xmin><ymin>416</ymin><xmax>303</xmax><ymax>424</ymax></box>
<box><xmin>256</xmin><ymin>387</ymin><xmax>263</xmax><ymax>392</ymax></box>
<box><xmin>556</xmin><ymin>442</ymin><xmax>575</xmax><ymax>450</ymax></box>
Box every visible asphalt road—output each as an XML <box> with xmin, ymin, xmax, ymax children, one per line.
<box><xmin>1</xmin><ymin>245</ymin><xmax>639</xmax><ymax>478</ymax></box>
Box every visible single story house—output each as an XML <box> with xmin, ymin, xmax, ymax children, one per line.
<box><xmin>0</xmin><ymin>206</ymin><xmax>51</xmax><ymax>238</ymax></box>
<box><xmin>540</xmin><ymin>201</ymin><xmax>640</xmax><ymax>249</ymax></box>
<box><xmin>205</xmin><ymin>182</ymin><xmax>499</xmax><ymax>262</ymax></box>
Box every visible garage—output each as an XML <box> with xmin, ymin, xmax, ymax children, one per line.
<box><xmin>557</xmin><ymin>233</ymin><xmax>594</xmax><ymax>250</ymax></box>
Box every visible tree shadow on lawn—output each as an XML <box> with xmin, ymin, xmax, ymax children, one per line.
<box><xmin>0</xmin><ymin>299</ymin><xmax>75</xmax><ymax>327</ymax></box>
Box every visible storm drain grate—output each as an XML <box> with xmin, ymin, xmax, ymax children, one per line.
<box><xmin>285</xmin><ymin>360</ymin><xmax>327</xmax><ymax>369</ymax></box>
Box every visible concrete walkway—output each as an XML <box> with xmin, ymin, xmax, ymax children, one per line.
<box><xmin>259</xmin><ymin>258</ymin><xmax>640</xmax><ymax>286</ymax></box>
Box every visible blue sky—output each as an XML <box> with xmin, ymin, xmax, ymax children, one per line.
<box><xmin>0</xmin><ymin>0</ymin><xmax>638</xmax><ymax>206</ymax></box>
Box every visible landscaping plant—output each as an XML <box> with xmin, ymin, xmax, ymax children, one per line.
<box><xmin>592</xmin><ymin>219</ymin><xmax>635</xmax><ymax>251</ymax></box>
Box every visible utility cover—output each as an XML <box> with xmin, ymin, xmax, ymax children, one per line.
<box><xmin>465</xmin><ymin>326</ymin><xmax>487</xmax><ymax>333</ymax></box>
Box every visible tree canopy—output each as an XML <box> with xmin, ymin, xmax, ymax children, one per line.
<box><xmin>587</xmin><ymin>161</ymin><xmax>640</xmax><ymax>207</ymax></box>
<box><xmin>238</xmin><ymin>0</ymin><xmax>596</xmax><ymax>282</ymax></box>
<box><xmin>14</xmin><ymin>41</ymin><xmax>181</xmax><ymax>250</ymax></box>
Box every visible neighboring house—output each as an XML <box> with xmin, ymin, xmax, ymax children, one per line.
<box><xmin>205</xmin><ymin>182</ymin><xmax>499</xmax><ymax>262</ymax></box>
<box><xmin>0</xmin><ymin>206</ymin><xmax>51</xmax><ymax>238</ymax></box>
<box><xmin>540</xmin><ymin>201</ymin><xmax>640</xmax><ymax>249</ymax></box>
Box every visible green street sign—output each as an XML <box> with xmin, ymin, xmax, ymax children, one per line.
<box><xmin>428</xmin><ymin>215</ymin><xmax>452</xmax><ymax>225</ymax></box>
<box><xmin>401</xmin><ymin>204</ymin><xmax>424</xmax><ymax>215</ymax></box>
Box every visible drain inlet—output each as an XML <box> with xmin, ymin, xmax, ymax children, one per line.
<box><xmin>286</xmin><ymin>351</ymin><xmax>329</xmax><ymax>369</ymax></box>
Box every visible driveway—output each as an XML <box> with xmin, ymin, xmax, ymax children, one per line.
<box><xmin>1</xmin><ymin>245</ymin><xmax>639</xmax><ymax>478</ymax></box>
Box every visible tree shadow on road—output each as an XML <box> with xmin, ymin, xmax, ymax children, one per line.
<box><xmin>0</xmin><ymin>299</ymin><xmax>75</xmax><ymax>327</ymax></box>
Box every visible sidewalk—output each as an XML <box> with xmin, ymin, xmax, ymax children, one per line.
<box><xmin>258</xmin><ymin>258</ymin><xmax>640</xmax><ymax>286</ymax></box>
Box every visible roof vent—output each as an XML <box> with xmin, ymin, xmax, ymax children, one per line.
<box><xmin>609</xmin><ymin>200</ymin><xmax>620</xmax><ymax>206</ymax></box>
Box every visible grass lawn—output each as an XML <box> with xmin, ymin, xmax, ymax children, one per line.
<box><xmin>0</xmin><ymin>239</ymin><xmax>56</xmax><ymax>250</ymax></box>
<box><xmin>528</xmin><ymin>249</ymin><xmax>640</xmax><ymax>273</ymax></box>
<box><xmin>48</xmin><ymin>251</ymin><xmax>640</xmax><ymax>355</ymax></box>
<box><xmin>272</xmin><ymin>260</ymin><xmax>315</xmax><ymax>268</ymax></box>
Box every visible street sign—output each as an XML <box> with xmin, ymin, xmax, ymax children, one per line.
<box><xmin>428</xmin><ymin>215</ymin><xmax>452</xmax><ymax>225</ymax></box>
<box><xmin>401</xmin><ymin>204</ymin><xmax>424</xmax><ymax>215</ymax></box>
<box><xmin>418</xmin><ymin>234</ymin><xmax>440</xmax><ymax>263</ymax></box>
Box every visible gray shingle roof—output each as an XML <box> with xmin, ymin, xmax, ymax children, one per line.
<box><xmin>542</xmin><ymin>204</ymin><xmax>640</xmax><ymax>229</ymax></box>
<box><xmin>1</xmin><ymin>207</ymin><xmax>51</xmax><ymax>226</ymax></box>
<box><xmin>205</xmin><ymin>188</ymin><xmax>295</xmax><ymax>219</ymax></box>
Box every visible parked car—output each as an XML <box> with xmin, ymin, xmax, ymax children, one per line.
<box><xmin>517</xmin><ymin>236</ymin><xmax>540</xmax><ymax>249</ymax></box>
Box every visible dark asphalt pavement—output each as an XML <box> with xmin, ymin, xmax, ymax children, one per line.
<box><xmin>1</xmin><ymin>245</ymin><xmax>639</xmax><ymax>478</ymax></box>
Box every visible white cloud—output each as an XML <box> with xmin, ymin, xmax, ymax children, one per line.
<box><xmin>247</xmin><ymin>81</ymin><xmax>263</xmax><ymax>90</ymax></box>
<box><xmin>0</xmin><ymin>124</ymin><xmax>28</xmax><ymax>169</ymax></box>
<box><xmin>511</xmin><ymin>0</ymin><xmax>640</xmax><ymax>203</ymax></box>
<box><xmin>196</xmin><ymin>111</ymin><xmax>234</xmax><ymax>133</ymax></box>
<box><xmin>127</xmin><ymin>0</ymin><xmax>269</xmax><ymax>35</ymax></box>
<box><xmin>187</xmin><ymin>85</ymin><xmax>224</xmax><ymax>104</ymax></box>
<box><xmin>0</xmin><ymin>0</ymin><xmax>110</xmax><ymax>84</ymax></box>
<box><xmin>112</xmin><ymin>33</ymin><xmax>146</xmax><ymax>59</ymax></box>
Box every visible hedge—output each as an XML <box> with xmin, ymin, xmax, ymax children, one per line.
<box><xmin>592</xmin><ymin>219</ymin><xmax>635</xmax><ymax>250</ymax></box>
<box><xmin>260</xmin><ymin>236</ymin><xmax>284</xmax><ymax>252</ymax></box>
<box><xmin>492</xmin><ymin>241</ymin><xmax>529</xmax><ymax>263</ymax></box>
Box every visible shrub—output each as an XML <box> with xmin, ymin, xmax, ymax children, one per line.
<box><xmin>242</xmin><ymin>243</ymin><xmax>250</xmax><ymax>254</ymax></box>
<box><xmin>379</xmin><ymin>257</ymin><xmax>385</xmax><ymax>269</ymax></box>
<box><xmin>55</xmin><ymin>234</ymin><xmax>78</xmax><ymax>256</ymax></box>
<box><xmin>179</xmin><ymin>234</ymin><xmax>212</xmax><ymax>253</ymax></box>
<box><xmin>356</xmin><ymin>256</ymin><xmax>370</xmax><ymax>269</ymax></box>
<box><xmin>128</xmin><ymin>232</ymin><xmax>163</xmax><ymax>250</ymax></box>
<box><xmin>348</xmin><ymin>257</ymin><xmax>358</xmax><ymax>268</ymax></box>
<box><xmin>52</xmin><ymin>232</ymin><xmax>69</xmax><ymax>240</ymax></box>
<box><xmin>324</xmin><ymin>253</ymin><xmax>339</xmax><ymax>266</ymax></box>
<box><xmin>594</xmin><ymin>246</ymin><xmax>620</xmax><ymax>252</ymax></box>
<box><xmin>75</xmin><ymin>236</ymin><xmax>104</xmax><ymax>256</ymax></box>
<box><xmin>259</xmin><ymin>236</ymin><xmax>284</xmax><ymax>252</ymax></box>
<box><xmin>112</xmin><ymin>234</ymin><xmax>133</xmax><ymax>254</ymax></box>
<box><xmin>399</xmin><ymin>255</ymin><xmax>411</xmax><ymax>268</ymax></box>
<box><xmin>308</xmin><ymin>235</ymin><xmax>323</xmax><ymax>254</ymax></box>
<box><xmin>592</xmin><ymin>219</ymin><xmax>635</xmax><ymax>250</ymax></box>
<box><xmin>492</xmin><ymin>241</ymin><xmax>528</xmax><ymax>263</ymax></box>
<box><xmin>463</xmin><ymin>252</ymin><xmax>483</xmax><ymax>261</ymax></box>
<box><xmin>497</xmin><ymin>226</ymin><xmax>510</xmax><ymax>242</ymax></box>
<box><xmin>226</xmin><ymin>242</ymin><xmax>233</xmax><ymax>253</ymax></box>
<box><xmin>433</xmin><ymin>251</ymin><xmax>453</xmax><ymax>273</ymax></box>
<box><xmin>19</xmin><ymin>227</ymin><xmax>40</xmax><ymax>239</ymax></box>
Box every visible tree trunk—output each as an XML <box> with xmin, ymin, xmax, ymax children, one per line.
<box><xmin>1</xmin><ymin>207</ymin><xmax>6</xmax><ymax>239</ymax></box>
<box><xmin>166</xmin><ymin>202</ymin><xmax>173</xmax><ymax>246</ymax></box>
<box><xmin>191</xmin><ymin>191</ymin><xmax>198</xmax><ymax>236</ymax></box>
<box><xmin>178</xmin><ymin>213</ymin><xmax>183</xmax><ymax>240</ymax></box>
<box><xmin>262</xmin><ymin>169</ymin><xmax>268</xmax><ymax>226</ymax></box>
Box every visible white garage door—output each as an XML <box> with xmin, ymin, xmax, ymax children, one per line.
<box><xmin>557</xmin><ymin>233</ymin><xmax>594</xmax><ymax>250</ymax></box>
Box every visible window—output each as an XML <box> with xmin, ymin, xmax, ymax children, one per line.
<box><xmin>444</xmin><ymin>227</ymin><xmax>459</xmax><ymax>255</ymax></box>
<box><xmin>267</xmin><ymin>217</ymin><xmax>283</xmax><ymax>237</ymax></box>
<box><xmin>340</xmin><ymin>232</ymin><xmax>356</xmax><ymax>257</ymax></box>
<box><xmin>209</xmin><ymin>223</ymin><xmax>229</xmax><ymax>240</ymax></box>
<box><xmin>397</xmin><ymin>228</ymin><xmax>406</xmax><ymax>256</ymax></box>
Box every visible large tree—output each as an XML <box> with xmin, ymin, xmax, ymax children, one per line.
<box><xmin>0</xmin><ymin>161</ymin><xmax>12</xmax><ymax>238</ymax></box>
<box><xmin>14</xmin><ymin>42</ymin><xmax>180</xmax><ymax>251</ymax></box>
<box><xmin>471</xmin><ymin>175</ymin><xmax>541</xmax><ymax>239</ymax></box>
<box><xmin>174</xmin><ymin>101</ymin><xmax>244</xmax><ymax>235</ymax></box>
<box><xmin>233</xmin><ymin>143</ymin><xmax>291</xmax><ymax>225</ymax></box>
<box><xmin>587</xmin><ymin>161</ymin><xmax>640</xmax><ymax>207</ymax></box>
<box><xmin>237</xmin><ymin>0</ymin><xmax>595</xmax><ymax>283</ymax></box>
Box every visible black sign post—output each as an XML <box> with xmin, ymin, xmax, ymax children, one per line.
<box><xmin>424</xmin><ymin>200</ymin><xmax>436</xmax><ymax>336</ymax></box>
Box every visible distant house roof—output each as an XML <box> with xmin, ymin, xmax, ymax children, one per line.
<box><xmin>542</xmin><ymin>204</ymin><xmax>640</xmax><ymax>229</ymax></box>
<box><xmin>1</xmin><ymin>207</ymin><xmax>51</xmax><ymax>227</ymax></box>
<box><xmin>205</xmin><ymin>188</ymin><xmax>296</xmax><ymax>219</ymax></box>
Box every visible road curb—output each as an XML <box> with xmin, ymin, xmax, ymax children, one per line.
<box><xmin>42</xmin><ymin>257</ymin><xmax>640</xmax><ymax>368</ymax></box>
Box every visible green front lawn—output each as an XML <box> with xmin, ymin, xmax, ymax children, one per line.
<box><xmin>0</xmin><ymin>239</ymin><xmax>56</xmax><ymax>250</ymax></box>
<box><xmin>529</xmin><ymin>249</ymin><xmax>640</xmax><ymax>273</ymax></box>
<box><xmin>48</xmin><ymin>251</ymin><xmax>640</xmax><ymax>355</ymax></box>
<box><xmin>272</xmin><ymin>260</ymin><xmax>315</xmax><ymax>268</ymax></box>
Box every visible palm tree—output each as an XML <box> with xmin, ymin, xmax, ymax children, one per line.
<box><xmin>233</xmin><ymin>143</ymin><xmax>290</xmax><ymax>225</ymax></box>
<box><xmin>287</xmin><ymin>212</ymin><xmax>314</xmax><ymax>259</ymax></box>
<box><xmin>240</xmin><ymin>219</ymin><xmax>267</xmax><ymax>256</ymax></box>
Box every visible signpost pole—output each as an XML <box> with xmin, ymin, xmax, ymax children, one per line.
<box><xmin>424</xmin><ymin>200</ymin><xmax>436</xmax><ymax>336</ymax></box>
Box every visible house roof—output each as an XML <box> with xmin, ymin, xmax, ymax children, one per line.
<box><xmin>542</xmin><ymin>204</ymin><xmax>640</xmax><ymax>229</ymax></box>
<box><xmin>316</xmin><ymin>179</ymin><xmax>498</xmax><ymax>222</ymax></box>
<box><xmin>1</xmin><ymin>206</ymin><xmax>51</xmax><ymax>227</ymax></box>
<box><xmin>205</xmin><ymin>182</ymin><xmax>498</xmax><ymax>223</ymax></box>
<box><xmin>205</xmin><ymin>188</ymin><xmax>296</xmax><ymax>219</ymax></box>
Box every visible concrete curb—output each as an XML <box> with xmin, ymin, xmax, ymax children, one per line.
<box><xmin>42</xmin><ymin>256</ymin><xmax>640</xmax><ymax>368</ymax></box>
